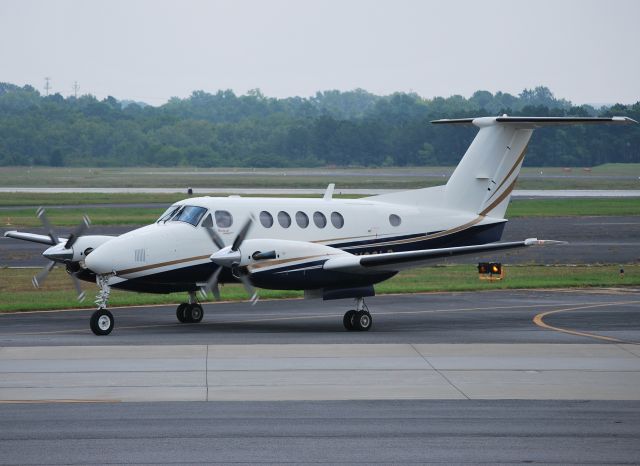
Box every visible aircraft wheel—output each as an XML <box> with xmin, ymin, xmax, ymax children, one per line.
<box><xmin>353</xmin><ymin>310</ymin><xmax>372</xmax><ymax>331</ymax></box>
<box><xmin>187</xmin><ymin>303</ymin><xmax>204</xmax><ymax>323</ymax></box>
<box><xmin>176</xmin><ymin>303</ymin><xmax>189</xmax><ymax>323</ymax></box>
<box><xmin>343</xmin><ymin>310</ymin><xmax>356</xmax><ymax>331</ymax></box>
<box><xmin>90</xmin><ymin>309</ymin><xmax>114</xmax><ymax>336</ymax></box>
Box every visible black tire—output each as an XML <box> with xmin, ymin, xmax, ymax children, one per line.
<box><xmin>188</xmin><ymin>304</ymin><xmax>204</xmax><ymax>323</ymax></box>
<box><xmin>90</xmin><ymin>309</ymin><xmax>114</xmax><ymax>336</ymax></box>
<box><xmin>353</xmin><ymin>310</ymin><xmax>372</xmax><ymax>331</ymax></box>
<box><xmin>176</xmin><ymin>303</ymin><xmax>189</xmax><ymax>323</ymax></box>
<box><xmin>343</xmin><ymin>310</ymin><xmax>356</xmax><ymax>331</ymax></box>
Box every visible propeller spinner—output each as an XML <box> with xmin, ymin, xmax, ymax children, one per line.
<box><xmin>201</xmin><ymin>216</ymin><xmax>258</xmax><ymax>304</ymax></box>
<box><xmin>31</xmin><ymin>207</ymin><xmax>91</xmax><ymax>302</ymax></box>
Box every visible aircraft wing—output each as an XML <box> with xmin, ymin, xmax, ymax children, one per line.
<box><xmin>3</xmin><ymin>230</ymin><xmax>63</xmax><ymax>245</ymax></box>
<box><xmin>323</xmin><ymin>238</ymin><xmax>564</xmax><ymax>274</ymax></box>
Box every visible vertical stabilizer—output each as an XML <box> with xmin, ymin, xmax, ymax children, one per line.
<box><xmin>432</xmin><ymin>116</ymin><xmax>636</xmax><ymax>219</ymax></box>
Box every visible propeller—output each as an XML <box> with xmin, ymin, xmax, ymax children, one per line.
<box><xmin>31</xmin><ymin>207</ymin><xmax>90</xmax><ymax>302</ymax></box>
<box><xmin>200</xmin><ymin>216</ymin><xmax>259</xmax><ymax>304</ymax></box>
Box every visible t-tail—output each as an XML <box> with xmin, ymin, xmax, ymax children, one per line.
<box><xmin>425</xmin><ymin>115</ymin><xmax>635</xmax><ymax>219</ymax></box>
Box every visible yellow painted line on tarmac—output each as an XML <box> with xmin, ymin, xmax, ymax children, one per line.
<box><xmin>533</xmin><ymin>300</ymin><xmax>640</xmax><ymax>344</ymax></box>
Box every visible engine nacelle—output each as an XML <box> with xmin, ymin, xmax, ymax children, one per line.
<box><xmin>43</xmin><ymin>235</ymin><xmax>115</xmax><ymax>264</ymax></box>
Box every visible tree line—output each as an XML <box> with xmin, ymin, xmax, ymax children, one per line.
<box><xmin>0</xmin><ymin>83</ymin><xmax>637</xmax><ymax>167</ymax></box>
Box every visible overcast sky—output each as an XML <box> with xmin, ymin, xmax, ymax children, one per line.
<box><xmin>0</xmin><ymin>0</ymin><xmax>638</xmax><ymax>106</ymax></box>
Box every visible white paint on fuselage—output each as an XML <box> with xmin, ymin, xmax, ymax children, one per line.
<box><xmin>86</xmin><ymin>195</ymin><xmax>503</xmax><ymax>280</ymax></box>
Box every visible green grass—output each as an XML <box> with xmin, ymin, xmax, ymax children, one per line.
<box><xmin>1</xmin><ymin>197</ymin><xmax>638</xmax><ymax>227</ymax></box>
<box><xmin>506</xmin><ymin>198</ymin><xmax>640</xmax><ymax>217</ymax></box>
<box><xmin>0</xmin><ymin>264</ymin><xmax>637</xmax><ymax>313</ymax></box>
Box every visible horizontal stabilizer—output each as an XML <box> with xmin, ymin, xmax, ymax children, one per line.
<box><xmin>431</xmin><ymin>116</ymin><xmax>637</xmax><ymax>127</ymax></box>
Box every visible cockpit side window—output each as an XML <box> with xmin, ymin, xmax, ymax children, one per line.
<box><xmin>201</xmin><ymin>213</ymin><xmax>213</xmax><ymax>228</ymax></box>
<box><xmin>157</xmin><ymin>206</ymin><xmax>180</xmax><ymax>223</ymax></box>
<box><xmin>170</xmin><ymin>205</ymin><xmax>207</xmax><ymax>226</ymax></box>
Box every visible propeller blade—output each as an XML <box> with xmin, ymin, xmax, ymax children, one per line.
<box><xmin>205</xmin><ymin>226</ymin><xmax>225</xmax><ymax>250</ymax></box>
<box><xmin>36</xmin><ymin>207</ymin><xmax>59</xmax><ymax>245</ymax></box>
<box><xmin>203</xmin><ymin>266</ymin><xmax>223</xmax><ymax>300</ymax></box>
<box><xmin>64</xmin><ymin>215</ymin><xmax>91</xmax><ymax>249</ymax></box>
<box><xmin>238</xmin><ymin>274</ymin><xmax>259</xmax><ymax>305</ymax></box>
<box><xmin>70</xmin><ymin>273</ymin><xmax>86</xmax><ymax>302</ymax></box>
<box><xmin>32</xmin><ymin>261</ymin><xmax>56</xmax><ymax>288</ymax></box>
<box><xmin>231</xmin><ymin>216</ymin><xmax>253</xmax><ymax>252</ymax></box>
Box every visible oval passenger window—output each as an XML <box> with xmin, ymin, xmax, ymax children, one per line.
<box><xmin>260</xmin><ymin>211</ymin><xmax>273</xmax><ymax>228</ymax></box>
<box><xmin>215</xmin><ymin>210</ymin><xmax>233</xmax><ymax>228</ymax></box>
<box><xmin>331</xmin><ymin>212</ymin><xmax>344</xmax><ymax>229</ymax></box>
<box><xmin>389</xmin><ymin>214</ymin><xmax>401</xmax><ymax>227</ymax></box>
<box><xmin>313</xmin><ymin>211</ymin><xmax>327</xmax><ymax>228</ymax></box>
<box><xmin>295</xmin><ymin>211</ymin><xmax>309</xmax><ymax>228</ymax></box>
<box><xmin>278</xmin><ymin>211</ymin><xmax>291</xmax><ymax>228</ymax></box>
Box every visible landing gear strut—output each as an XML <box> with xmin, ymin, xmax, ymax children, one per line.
<box><xmin>176</xmin><ymin>291</ymin><xmax>204</xmax><ymax>324</ymax></box>
<box><xmin>343</xmin><ymin>298</ymin><xmax>372</xmax><ymax>331</ymax></box>
<box><xmin>90</xmin><ymin>274</ymin><xmax>114</xmax><ymax>336</ymax></box>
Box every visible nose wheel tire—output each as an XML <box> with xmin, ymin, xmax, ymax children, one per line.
<box><xmin>90</xmin><ymin>309</ymin><xmax>114</xmax><ymax>336</ymax></box>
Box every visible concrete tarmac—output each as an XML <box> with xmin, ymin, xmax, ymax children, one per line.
<box><xmin>1</xmin><ymin>400</ymin><xmax>639</xmax><ymax>465</ymax></box>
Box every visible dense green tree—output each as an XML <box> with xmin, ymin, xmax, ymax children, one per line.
<box><xmin>0</xmin><ymin>82</ymin><xmax>637</xmax><ymax>168</ymax></box>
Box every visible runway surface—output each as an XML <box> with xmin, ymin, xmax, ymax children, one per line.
<box><xmin>3</xmin><ymin>215</ymin><xmax>640</xmax><ymax>266</ymax></box>
<box><xmin>1</xmin><ymin>400</ymin><xmax>639</xmax><ymax>465</ymax></box>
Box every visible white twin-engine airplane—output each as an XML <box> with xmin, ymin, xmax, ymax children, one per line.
<box><xmin>5</xmin><ymin>115</ymin><xmax>636</xmax><ymax>335</ymax></box>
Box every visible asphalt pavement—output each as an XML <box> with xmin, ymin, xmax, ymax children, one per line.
<box><xmin>1</xmin><ymin>288</ymin><xmax>639</xmax><ymax>346</ymax></box>
<box><xmin>1</xmin><ymin>400</ymin><xmax>639</xmax><ymax>465</ymax></box>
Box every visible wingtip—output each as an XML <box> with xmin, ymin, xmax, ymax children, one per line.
<box><xmin>524</xmin><ymin>238</ymin><xmax>568</xmax><ymax>246</ymax></box>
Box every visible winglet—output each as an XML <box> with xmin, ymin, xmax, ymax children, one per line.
<box><xmin>323</xmin><ymin>183</ymin><xmax>335</xmax><ymax>201</ymax></box>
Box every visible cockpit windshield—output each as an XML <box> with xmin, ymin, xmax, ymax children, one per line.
<box><xmin>157</xmin><ymin>205</ymin><xmax>208</xmax><ymax>226</ymax></box>
<box><xmin>157</xmin><ymin>206</ymin><xmax>180</xmax><ymax>223</ymax></box>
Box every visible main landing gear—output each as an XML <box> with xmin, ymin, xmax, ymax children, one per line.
<box><xmin>176</xmin><ymin>291</ymin><xmax>204</xmax><ymax>324</ymax></box>
<box><xmin>343</xmin><ymin>298</ymin><xmax>372</xmax><ymax>332</ymax></box>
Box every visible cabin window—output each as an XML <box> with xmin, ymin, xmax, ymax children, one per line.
<box><xmin>201</xmin><ymin>213</ymin><xmax>213</xmax><ymax>228</ymax></box>
<box><xmin>313</xmin><ymin>211</ymin><xmax>327</xmax><ymax>228</ymax></box>
<box><xmin>389</xmin><ymin>214</ymin><xmax>401</xmax><ymax>227</ymax></box>
<box><xmin>331</xmin><ymin>212</ymin><xmax>344</xmax><ymax>229</ymax></box>
<box><xmin>170</xmin><ymin>205</ymin><xmax>207</xmax><ymax>226</ymax></box>
<box><xmin>259</xmin><ymin>211</ymin><xmax>273</xmax><ymax>228</ymax></box>
<box><xmin>295</xmin><ymin>211</ymin><xmax>309</xmax><ymax>228</ymax></box>
<box><xmin>215</xmin><ymin>210</ymin><xmax>233</xmax><ymax>228</ymax></box>
<box><xmin>278</xmin><ymin>211</ymin><xmax>291</xmax><ymax>228</ymax></box>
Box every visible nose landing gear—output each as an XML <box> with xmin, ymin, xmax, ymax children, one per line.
<box><xmin>343</xmin><ymin>298</ymin><xmax>372</xmax><ymax>331</ymax></box>
<box><xmin>176</xmin><ymin>291</ymin><xmax>204</xmax><ymax>323</ymax></box>
<box><xmin>90</xmin><ymin>273</ymin><xmax>114</xmax><ymax>336</ymax></box>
